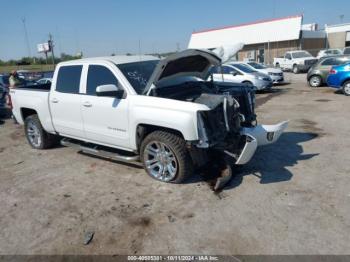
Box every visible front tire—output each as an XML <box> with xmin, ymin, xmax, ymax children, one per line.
<box><xmin>293</xmin><ymin>64</ymin><xmax>299</xmax><ymax>74</ymax></box>
<box><xmin>24</xmin><ymin>114</ymin><xmax>59</xmax><ymax>149</ymax></box>
<box><xmin>309</xmin><ymin>75</ymin><xmax>322</xmax><ymax>87</ymax></box>
<box><xmin>342</xmin><ymin>81</ymin><xmax>350</xmax><ymax>96</ymax></box>
<box><xmin>140</xmin><ymin>130</ymin><xmax>193</xmax><ymax>183</ymax></box>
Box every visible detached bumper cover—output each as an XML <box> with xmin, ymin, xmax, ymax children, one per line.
<box><xmin>234</xmin><ymin>121</ymin><xmax>288</xmax><ymax>165</ymax></box>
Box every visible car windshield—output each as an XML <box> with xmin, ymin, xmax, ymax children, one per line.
<box><xmin>117</xmin><ymin>60</ymin><xmax>159</xmax><ymax>94</ymax></box>
<box><xmin>232</xmin><ymin>63</ymin><xmax>257</xmax><ymax>73</ymax></box>
<box><xmin>292</xmin><ymin>51</ymin><xmax>313</xmax><ymax>58</ymax></box>
<box><xmin>344</xmin><ymin>48</ymin><xmax>350</xmax><ymax>55</ymax></box>
<box><xmin>247</xmin><ymin>62</ymin><xmax>266</xmax><ymax>69</ymax></box>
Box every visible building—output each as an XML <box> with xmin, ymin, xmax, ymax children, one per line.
<box><xmin>325</xmin><ymin>23</ymin><xmax>350</xmax><ymax>49</ymax></box>
<box><xmin>188</xmin><ymin>15</ymin><xmax>326</xmax><ymax>64</ymax></box>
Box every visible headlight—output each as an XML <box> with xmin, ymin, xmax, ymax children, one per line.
<box><xmin>298</xmin><ymin>60</ymin><xmax>304</xmax><ymax>65</ymax></box>
<box><xmin>257</xmin><ymin>76</ymin><xmax>264</xmax><ymax>80</ymax></box>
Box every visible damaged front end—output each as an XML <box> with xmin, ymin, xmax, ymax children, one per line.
<box><xmin>195</xmin><ymin>95</ymin><xmax>288</xmax><ymax>165</ymax></box>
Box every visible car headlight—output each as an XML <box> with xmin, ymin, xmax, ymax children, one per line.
<box><xmin>257</xmin><ymin>76</ymin><xmax>264</xmax><ymax>80</ymax></box>
<box><xmin>298</xmin><ymin>60</ymin><xmax>304</xmax><ymax>64</ymax></box>
<box><xmin>196</xmin><ymin>112</ymin><xmax>209</xmax><ymax>148</ymax></box>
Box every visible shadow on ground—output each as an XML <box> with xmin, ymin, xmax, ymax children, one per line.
<box><xmin>225</xmin><ymin>131</ymin><xmax>319</xmax><ymax>190</ymax></box>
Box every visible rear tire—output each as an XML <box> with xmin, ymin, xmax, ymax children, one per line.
<box><xmin>309</xmin><ymin>75</ymin><xmax>322</xmax><ymax>87</ymax></box>
<box><xmin>140</xmin><ymin>130</ymin><xmax>193</xmax><ymax>183</ymax></box>
<box><xmin>24</xmin><ymin>114</ymin><xmax>59</xmax><ymax>149</ymax></box>
<box><xmin>293</xmin><ymin>64</ymin><xmax>299</xmax><ymax>74</ymax></box>
<box><xmin>342</xmin><ymin>81</ymin><xmax>350</xmax><ymax>96</ymax></box>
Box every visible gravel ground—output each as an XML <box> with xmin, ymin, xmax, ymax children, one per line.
<box><xmin>0</xmin><ymin>73</ymin><xmax>349</xmax><ymax>255</ymax></box>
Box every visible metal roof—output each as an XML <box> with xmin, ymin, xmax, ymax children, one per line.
<box><xmin>188</xmin><ymin>15</ymin><xmax>303</xmax><ymax>49</ymax></box>
<box><xmin>60</xmin><ymin>55</ymin><xmax>159</xmax><ymax>66</ymax></box>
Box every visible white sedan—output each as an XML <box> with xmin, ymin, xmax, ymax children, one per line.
<box><xmin>246</xmin><ymin>62</ymin><xmax>284</xmax><ymax>84</ymax></box>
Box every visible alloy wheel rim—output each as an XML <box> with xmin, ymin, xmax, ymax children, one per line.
<box><xmin>144</xmin><ymin>141</ymin><xmax>177</xmax><ymax>182</ymax></box>
<box><xmin>27</xmin><ymin>121</ymin><xmax>41</xmax><ymax>147</ymax></box>
<box><xmin>310</xmin><ymin>76</ymin><xmax>320</xmax><ymax>87</ymax></box>
<box><xmin>345</xmin><ymin>83</ymin><xmax>350</xmax><ymax>95</ymax></box>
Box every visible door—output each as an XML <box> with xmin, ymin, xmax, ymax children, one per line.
<box><xmin>283</xmin><ymin>53</ymin><xmax>292</xmax><ymax>69</ymax></box>
<box><xmin>212</xmin><ymin>66</ymin><xmax>243</xmax><ymax>83</ymax></box>
<box><xmin>81</xmin><ymin>64</ymin><xmax>130</xmax><ymax>149</ymax></box>
<box><xmin>50</xmin><ymin>65</ymin><xmax>85</xmax><ymax>138</ymax></box>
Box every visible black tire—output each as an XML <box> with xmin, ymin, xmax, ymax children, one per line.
<box><xmin>308</xmin><ymin>75</ymin><xmax>322</xmax><ymax>88</ymax></box>
<box><xmin>140</xmin><ymin>130</ymin><xmax>193</xmax><ymax>183</ymax></box>
<box><xmin>342</xmin><ymin>80</ymin><xmax>350</xmax><ymax>96</ymax></box>
<box><xmin>293</xmin><ymin>64</ymin><xmax>299</xmax><ymax>74</ymax></box>
<box><xmin>24</xmin><ymin>114</ymin><xmax>59</xmax><ymax>149</ymax></box>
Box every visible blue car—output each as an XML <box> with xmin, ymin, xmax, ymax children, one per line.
<box><xmin>326</xmin><ymin>62</ymin><xmax>350</xmax><ymax>96</ymax></box>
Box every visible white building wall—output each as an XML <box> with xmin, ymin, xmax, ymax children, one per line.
<box><xmin>188</xmin><ymin>15</ymin><xmax>303</xmax><ymax>49</ymax></box>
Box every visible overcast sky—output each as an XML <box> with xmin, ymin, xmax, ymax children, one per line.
<box><xmin>1</xmin><ymin>0</ymin><xmax>349</xmax><ymax>60</ymax></box>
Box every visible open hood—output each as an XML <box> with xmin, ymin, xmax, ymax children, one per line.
<box><xmin>144</xmin><ymin>49</ymin><xmax>221</xmax><ymax>95</ymax></box>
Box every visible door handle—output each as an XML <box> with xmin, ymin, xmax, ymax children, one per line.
<box><xmin>51</xmin><ymin>98</ymin><xmax>59</xmax><ymax>103</ymax></box>
<box><xmin>82</xmin><ymin>101</ymin><xmax>92</xmax><ymax>107</ymax></box>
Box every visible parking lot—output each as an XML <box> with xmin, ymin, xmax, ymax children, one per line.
<box><xmin>0</xmin><ymin>72</ymin><xmax>349</xmax><ymax>255</ymax></box>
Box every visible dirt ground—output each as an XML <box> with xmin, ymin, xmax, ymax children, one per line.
<box><xmin>0</xmin><ymin>73</ymin><xmax>349</xmax><ymax>255</ymax></box>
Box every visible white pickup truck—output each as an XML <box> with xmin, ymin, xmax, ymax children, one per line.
<box><xmin>10</xmin><ymin>49</ymin><xmax>287</xmax><ymax>185</ymax></box>
<box><xmin>273</xmin><ymin>50</ymin><xmax>318</xmax><ymax>74</ymax></box>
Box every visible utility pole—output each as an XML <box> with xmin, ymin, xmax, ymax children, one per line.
<box><xmin>48</xmin><ymin>33</ymin><xmax>55</xmax><ymax>66</ymax></box>
<box><xmin>339</xmin><ymin>15</ymin><xmax>344</xmax><ymax>23</ymax></box>
<box><xmin>21</xmin><ymin>17</ymin><xmax>32</xmax><ymax>58</ymax></box>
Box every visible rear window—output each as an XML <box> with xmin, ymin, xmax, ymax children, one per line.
<box><xmin>56</xmin><ymin>65</ymin><xmax>82</xmax><ymax>93</ymax></box>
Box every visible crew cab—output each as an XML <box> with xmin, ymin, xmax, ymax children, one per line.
<box><xmin>10</xmin><ymin>49</ymin><xmax>287</xmax><ymax>184</ymax></box>
<box><xmin>273</xmin><ymin>50</ymin><xmax>318</xmax><ymax>74</ymax></box>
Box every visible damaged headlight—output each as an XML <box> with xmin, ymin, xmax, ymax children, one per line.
<box><xmin>196</xmin><ymin>112</ymin><xmax>209</xmax><ymax>148</ymax></box>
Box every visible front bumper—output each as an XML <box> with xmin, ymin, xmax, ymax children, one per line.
<box><xmin>254</xmin><ymin>79</ymin><xmax>273</xmax><ymax>90</ymax></box>
<box><xmin>232</xmin><ymin>121</ymin><xmax>288</xmax><ymax>165</ymax></box>
<box><xmin>270</xmin><ymin>75</ymin><xmax>284</xmax><ymax>84</ymax></box>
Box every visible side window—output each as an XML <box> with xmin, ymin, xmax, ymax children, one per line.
<box><xmin>285</xmin><ymin>53</ymin><xmax>292</xmax><ymax>60</ymax></box>
<box><xmin>87</xmin><ymin>65</ymin><xmax>118</xmax><ymax>95</ymax></box>
<box><xmin>222</xmin><ymin>66</ymin><xmax>234</xmax><ymax>74</ymax></box>
<box><xmin>209</xmin><ymin>66</ymin><xmax>219</xmax><ymax>74</ymax></box>
<box><xmin>56</xmin><ymin>65</ymin><xmax>82</xmax><ymax>94</ymax></box>
<box><xmin>321</xmin><ymin>58</ymin><xmax>335</xmax><ymax>66</ymax></box>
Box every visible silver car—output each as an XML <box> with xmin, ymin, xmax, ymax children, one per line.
<box><xmin>211</xmin><ymin>63</ymin><xmax>273</xmax><ymax>90</ymax></box>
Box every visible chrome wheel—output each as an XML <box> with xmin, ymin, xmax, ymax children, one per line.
<box><xmin>26</xmin><ymin>120</ymin><xmax>42</xmax><ymax>147</ymax></box>
<box><xmin>309</xmin><ymin>76</ymin><xmax>321</xmax><ymax>87</ymax></box>
<box><xmin>344</xmin><ymin>82</ymin><xmax>350</xmax><ymax>96</ymax></box>
<box><xmin>144</xmin><ymin>141</ymin><xmax>177</xmax><ymax>182</ymax></box>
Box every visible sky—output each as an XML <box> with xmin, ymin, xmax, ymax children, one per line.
<box><xmin>0</xmin><ymin>0</ymin><xmax>350</xmax><ymax>60</ymax></box>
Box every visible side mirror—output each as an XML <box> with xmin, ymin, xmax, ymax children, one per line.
<box><xmin>96</xmin><ymin>84</ymin><xmax>125</xmax><ymax>98</ymax></box>
<box><xmin>230</xmin><ymin>71</ymin><xmax>237</xmax><ymax>76</ymax></box>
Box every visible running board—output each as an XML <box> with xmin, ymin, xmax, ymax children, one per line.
<box><xmin>60</xmin><ymin>138</ymin><xmax>141</xmax><ymax>165</ymax></box>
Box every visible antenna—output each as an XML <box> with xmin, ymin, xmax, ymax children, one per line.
<box><xmin>21</xmin><ymin>17</ymin><xmax>32</xmax><ymax>58</ymax></box>
<box><xmin>138</xmin><ymin>39</ymin><xmax>142</xmax><ymax>61</ymax></box>
<box><xmin>339</xmin><ymin>14</ymin><xmax>344</xmax><ymax>23</ymax></box>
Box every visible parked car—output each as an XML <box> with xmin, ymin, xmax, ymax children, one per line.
<box><xmin>246</xmin><ymin>61</ymin><xmax>284</xmax><ymax>84</ymax></box>
<box><xmin>307</xmin><ymin>55</ymin><xmax>350</xmax><ymax>87</ymax></box>
<box><xmin>36</xmin><ymin>78</ymin><xmax>52</xmax><ymax>85</ymax></box>
<box><xmin>210</xmin><ymin>63</ymin><xmax>273</xmax><ymax>91</ymax></box>
<box><xmin>326</xmin><ymin>62</ymin><xmax>350</xmax><ymax>96</ymax></box>
<box><xmin>273</xmin><ymin>50</ymin><xmax>318</xmax><ymax>74</ymax></box>
<box><xmin>10</xmin><ymin>49</ymin><xmax>287</xmax><ymax>185</ymax></box>
<box><xmin>343</xmin><ymin>47</ymin><xmax>350</xmax><ymax>55</ymax></box>
<box><xmin>0</xmin><ymin>74</ymin><xmax>9</xmax><ymax>112</ymax></box>
<box><xmin>316</xmin><ymin>49</ymin><xmax>343</xmax><ymax>59</ymax></box>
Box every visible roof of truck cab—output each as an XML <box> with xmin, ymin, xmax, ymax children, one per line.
<box><xmin>58</xmin><ymin>55</ymin><xmax>160</xmax><ymax>66</ymax></box>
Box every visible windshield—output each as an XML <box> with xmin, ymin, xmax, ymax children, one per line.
<box><xmin>247</xmin><ymin>62</ymin><xmax>266</xmax><ymax>69</ymax></box>
<box><xmin>292</xmin><ymin>51</ymin><xmax>313</xmax><ymax>58</ymax></box>
<box><xmin>232</xmin><ymin>63</ymin><xmax>257</xmax><ymax>73</ymax></box>
<box><xmin>117</xmin><ymin>60</ymin><xmax>159</xmax><ymax>94</ymax></box>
